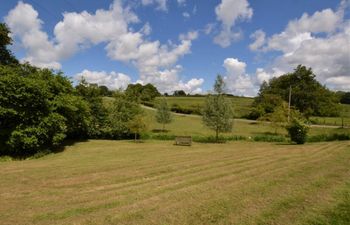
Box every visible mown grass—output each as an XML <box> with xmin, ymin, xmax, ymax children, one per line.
<box><xmin>0</xmin><ymin>140</ymin><xmax>349</xmax><ymax>224</ymax></box>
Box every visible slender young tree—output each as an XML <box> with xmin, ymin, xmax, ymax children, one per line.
<box><xmin>155</xmin><ymin>98</ymin><xmax>173</xmax><ymax>132</ymax></box>
<box><xmin>202</xmin><ymin>75</ymin><xmax>233</xmax><ymax>142</ymax></box>
<box><xmin>127</xmin><ymin>114</ymin><xmax>147</xmax><ymax>142</ymax></box>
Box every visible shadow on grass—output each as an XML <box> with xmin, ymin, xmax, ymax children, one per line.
<box><xmin>52</xmin><ymin>139</ymin><xmax>89</xmax><ymax>154</ymax></box>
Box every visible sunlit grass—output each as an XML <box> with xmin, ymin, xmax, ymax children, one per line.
<box><xmin>1</xmin><ymin>140</ymin><xmax>349</xmax><ymax>224</ymax></box>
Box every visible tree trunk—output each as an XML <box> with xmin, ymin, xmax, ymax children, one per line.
<box><xmin>216</xmin><ymin>128</ymin><xmax>219</xmax><ymax>143</ymax></box>
<box><xmin>134</xmin><ymin>132</ymin><xmax>137</xmax><ymax>142</ymax></box>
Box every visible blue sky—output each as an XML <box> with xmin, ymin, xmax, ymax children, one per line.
<box><xmin>1</xmin><ymin>0</ymin><xmax>349</xmax><ymax>96</ymax></box>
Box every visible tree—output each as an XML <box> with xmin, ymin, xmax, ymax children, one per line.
<box><xmin>339</xmin><ymin>92</ymin><xmax>350</xmax><ymax>104</ymax></box>
<box><xmin>173</xmin><ymin>90</ymin><xmax>186</xmax><ymax>96</ymax></box>
<box><xmin>286</xmin><ymin>119</ymin><xmax>309</xmax><ymax>144</ymax></box>
<box><xmin>253</xmin><ymin>65</ymin><xmax>339</xmax><ymax>118</ymax></box>
<box><xmin>127</xmin><ymin>114</ymin><xmax>147</xmax><ymax>142</ymax></box>
<box><xmin>125</xmin><ymin>83</ymin><xmax>161</xmax><ymax>102</ymax></box>
<box><xmin>155</xmin><ymin>98</ymin><xmax>173</xmax><ymax>132</ymax></box>
<box><xmin>0</xmin><ymin>23</ymin><xmax>18</xmax><ymax>65</ymax></box>
<box><xmin>76</xmin><ymin>79</ymin><xmax>108</xmax><ymax>138</ymax></box>
<box><xmin>202</xmin><ymin>75</ymin><xmax>233</xmax><ymax>142</ymax></box>
<box><xmin>0</xmin><ymin>64</ymin><xmax>87</xmax><ymax>156</ymax></box>
<box><xmin>107</xmin><ymin>92</ymin><xmax>143</xmax><ymax>139</ymax></box>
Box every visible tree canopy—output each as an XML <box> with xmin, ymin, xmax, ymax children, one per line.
<box><xmin>252</xmin><ymin>65</ymin><xmax>339</xmax><ymax>119</ymax></box>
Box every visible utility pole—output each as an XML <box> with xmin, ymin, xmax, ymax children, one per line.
<box><xmin>288</xmin><ymin>85</ymin><xmax>291</xmax><ymax>122</ymax></box>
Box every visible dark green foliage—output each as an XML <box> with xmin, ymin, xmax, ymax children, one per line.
<box><xmin>106</xmin><ymin>92</ymin><xmax>143</xmax><ymax>139</ymax></box>
<box><xmin>286</xmin><ymin>119</ymin><xmax>309</xmax><ymax>144</ymax></box>
<box><xmin>214</xmin><ymin>74</ymin><xmax>225</xmax><ymax>94</ymax></box>
<box><xmin>173</xmin><ymin>90</ymin><xmax>186</xmax><ymax>96</ymax></box>
<box><xmin>170</xmin><ymin>103</ymin><xmax>201</xmax><ymax>115</ymax></box>
<box><xmin>0</xmin><ymin>65</ymin><xmax>83</xmax><ymax>156</ymax></box>
<box><xmin>75</xmin><ymin>79</ymin><xmax>108</xmax><ymax>138</ymax></box>
<box><xmin>125</xmin><ymin>83</ymin><xmax>161</xmax><ymax>102</ymax></box>
<box><xmin>252</xmin><ymin>134</ymin><xmax>286</xmax><ymax>142</ymax></box>
<box><xmin>253</xmin><ymin>65</ymin><xmax>339</xmax><ymax>118</ymax></box>
<box><xmin>307</xmin><ymin>133</ymin><xmax>350</xmax><ymax>142</ymax></box>
<box><xmin>98</xmin><ymin>85</ymin><xmax>113</xmax><ymax>96</ymax></box>
<box><xmin>0</xmin><ymin>23</ymin><xmax>18</xmax><ymax>66</ymax></box>
<box><xmin>339</xmin><ymin>92</ymin><xmax>350</xmax><ymax>104</ymax></box>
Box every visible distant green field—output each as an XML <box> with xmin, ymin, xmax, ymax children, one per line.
<box><xmin>310</xmin><ymin>104</ymin><xmax>350</xmax><ymax>127</ymax></box>
<box><xmin>155</xmin><ymin>96</ymin><xmax>254</xmax><ymax>118</ymax></box>
<box><xmin>103</xmin><ymin>97</ymin><xmax>350</xmax><ymax>140</ymax></box>
<box><xmin>1</xmin><ymin>140</ymin><xmax>349</xmax><ymax>224</ymax></box>
<box><xmin>144</xmin><ymin>106</ymin><xmax>350</xmax><ymax>138</ymax></box>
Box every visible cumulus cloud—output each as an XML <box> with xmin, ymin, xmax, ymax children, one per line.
<box><xmin>249</xmin><ymin>0</ymin><xmax>350</xmax><ymax>91</ymax></box>
<box><xmin>249</xmin><ymin>29</ymin><xmax>266</xmax><ymax>51</ymax></box>
<box><xmin>5</xmin><ymin>0</ymin><xmax>138</xmax><ymax>69</ymax></box>
<box><xmin>182</xmin><ymin>12</ymin><xmax>190</xmax><ymax>19</ymax></box>
<box><xmin>214</xmin><ymin>0</ymin><xmax>253</xmax><ymax>47</ymax></box>
<box><xmin>5</xmin><ymin>0</ymin><xmax>204</xmax><ymax>93</ymax></box>
<box><xmin>5</xmin><ymin>1</ymin><xmax>61</xmax><ymax>69</ymax></box>
<box><xmin>223</xmin><ymin>58</ymin><xmax>256</xmax><ymax>96</ymax></box>
<box><xmin>75</xmin><ymin>70</ymin><xmax>131</xmax><ymax>90</ymax></box>
<box><xmin>177</xmin><ymin>0</ymin><xmax>186</xmax><ymax>6</ymax></box>
<box><xmin>141</xmin><ymin>0</ymin><xmax>168</xmax><ymax>11</ymax></box>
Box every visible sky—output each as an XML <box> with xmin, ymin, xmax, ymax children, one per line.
<box><xmin>1</xmin><ymin>0</ymin><xmax>349</xmax><ymax>96</ymax></box>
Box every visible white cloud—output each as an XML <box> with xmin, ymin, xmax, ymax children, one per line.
<box><xmin>223</xmin><ymin>58</ymin><xmax>256</xmax><ymax>96</ymax></box>
<box><xmin>249</xmin><ymin>1</ymin><xmax>350</xmax><ymax>91</ymax></box>
<box><xmin>214</xmin><ymin>0</ymin><xmax>253</xmax><ymax>47</ymax></box>
<box><xmin>249</xmin><ymin>29</ymin><xmax>266</xmax><ymax>51</ymax></box>
<box><xmin>5</xmin><ymin>1</ymin><xmax>61</xmax><ymax>69</ymax></box>
<box><xmin>141</xmin><ymin>0</ymin><xmax>168</xmax><ymax>11</ymax></box>
<box><xmin>5</xmin><ymin>0</ymin><xmax>203</xmax><ymax>93</ymax></box>
<box><xmin>177</xmin><ymin>0</ymin><xmax>186</xmax><ymax>6</ymax></box>
<box><xmin>325</xmin><ymin>76</ymin><xmax>350</xmax><ymax>91</ymax></box>
<box><xmin>204</xmin><ymin>23</ymin><xmax>215</xmax><ymax>35</ymax></box>
<box><xmin>75</xmin><ymin>70</ymin><xmax>131</xmax><ymax>90</ymax></box>
<box><xmin>255</xmin><ymin>67</ymin><xmax>285</xmax><ymax>84</ymax></box>
<box><xmin>182</xmin><ymin>12</ymin><xmax>190</xmax><ymax>19</ymax></box>
<box><xmin>5</xmin><ymin>0</ymin><xmax>138</xmax><ymax>69</ymax></box>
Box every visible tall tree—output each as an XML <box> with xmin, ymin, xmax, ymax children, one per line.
<box><xmin>0</xmin><ymin>23</ymin><xmax>18</xmax><ymax>65</ymax></box>
<box><xmin>127</xmin><ymin>114</ymin><xmax>147</xmax><ymax>142</ymax></box>
<box><xmin>202</xmin><ymin>75</ymin><xmax>233</xmax><ymax>142</ymax></box>
<box><xmin>107</xmin><ymin>92</ymin><xmax>143</xmax><ymax>139</ymax></box>
<box><xmin>253</xmin><ymin>65</ymin><xmax>339</xmax><ymax>118</ymax></box>
<box><xmin>155</xmin><ymin>98</ymin><xmax>172</xmax><ymax>132</ymax></box>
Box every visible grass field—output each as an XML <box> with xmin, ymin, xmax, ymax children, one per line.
<box><xmin>1</xmin><ymin>140</ymin><xmax>349</xmax><ymax>225</ymax></box>
<box><xmin>144</xmin><ymin>107</ymin><xmax>350</xmax><ymax>138</ymax></box>
<box><xmin>155</xmin><ymin>96</ymin><xmax>254</xmax><ymax>118</ymax></box>
<box><xmin>103</xmin><ymin>96</ymin><xmax>350</xmax><ymax>140</ymax></box>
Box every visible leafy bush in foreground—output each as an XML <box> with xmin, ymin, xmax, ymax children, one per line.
<box><xmin>286</xmin><ymin>119</ymin><xmax>309</xmax><ymax>144</ymax></box>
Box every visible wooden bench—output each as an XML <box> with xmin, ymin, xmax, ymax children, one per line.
<box><xmin>174</xmin><ymin>136</ymin><xmax>192</xmax><ymax>146</ymax></box>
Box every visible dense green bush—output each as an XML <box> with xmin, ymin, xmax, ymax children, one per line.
<box><xmin>286</xmin><ymin>119</ymin><xmax>309</xmax><ymax>144</ymax></box>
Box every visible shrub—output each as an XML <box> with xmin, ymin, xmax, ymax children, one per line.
<box><xmin>307</xmin><ymin>133</ymin><xmax>350</xmax><ymax>142</ymax></box>
<box><xmin>286</xmin><ymin>119</ymin><xmax>309</xmax><ymax>144</ymax></box>
<box><xmin>253</xmin><ymin>134</ymin><xmax>287</xmax><ymax>142</ymax></box>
